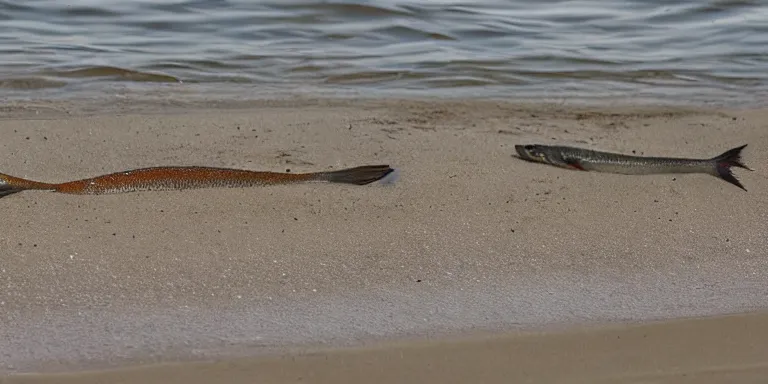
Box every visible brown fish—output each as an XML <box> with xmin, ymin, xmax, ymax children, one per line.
<box><xmin>0</xmin><ymin>164</ymin><xmax>394</xmax><ymax>198</ymax></box>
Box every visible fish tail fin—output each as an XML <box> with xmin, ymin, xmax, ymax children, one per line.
<box><xmin>713</xmin><ymin>144</ymin><xmax>752</xmax><ymax>170</ymax></box>
<box><xmin>315</xmin><ymin>165</ymin><xmax>395</xmax><ymax>185</ymax></box>
<box><xmin>711</xmin><ymin>144</ymin><xmax>751</xmax><ymax>191</ymax></box>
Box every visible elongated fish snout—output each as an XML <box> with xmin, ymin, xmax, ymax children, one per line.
<box><xmin>515</xmin><ymin>144</ymin><xmax>539</xmax><ymax>160</ymax></box>
<box><xmin>514</xmin><ymin>144</ymin><xmax>548</xmax><ymax>163</ymax></box>
<box><xmin>514</xmin><ymin>145</ymin><xmax>527</xmax><ymax>158</ymax></box>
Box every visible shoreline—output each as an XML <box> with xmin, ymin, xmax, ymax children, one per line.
<box><xmin>1</xmin><ymin>97</ymin><xmax>766</xmax><ymax>377</ymax></box>
<box><xmin>5</xmin><ymin>274</ymin><xmax>766</xmax><ymax>375</ymax></box>
<box><xmin>3</xmin><ymin>77</ymin><xmax>768</xmax><ymax>110</ymax></box>
<box><xmin>1</xmin><ymin>91</ymin><xmax>766</xmax><ymax>122</ymax></box>
<box><xmin>7</xmin><ymin>311</ymin><xmax>768</xmax><ymax>383</ymax></box>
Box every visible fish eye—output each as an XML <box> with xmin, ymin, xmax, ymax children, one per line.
<box><xmin>524</xmin><ymin>145</ymin><xmax>535</xmax><ymax>151</ymax></box>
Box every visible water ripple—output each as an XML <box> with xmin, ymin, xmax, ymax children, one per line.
<box><xmin>0</xmin><ymin>0</ymin><xmax>766</xmax><ymax>104</ymax></box>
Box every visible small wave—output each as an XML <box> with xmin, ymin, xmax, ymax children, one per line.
<box><xmin>369</xmin><ymin>24</ymin><xmax>457</xmax><ymax>41</ymax></box>
<box><xmin>51</xmin><ymin>5</ymin><xmax>121</xmax><ymax>18</ymax></box>
<box><xmin>50</xmin><ymin>67</ymin><xmax>181</xmax><ymax>83</ymax></box>
<box><xmin>324</xmin><ymin>70</ymin><xmax>423</xmax><ymax>85</ymax></box>
<box><xmin>422</xmin><ymin>76</ymin><xmax>501</xmax><ymax>87</ymax></box>
<box><xmin>282</xmin><ymin>2</ymin><xmax>414</xmax><ymax>18</ymax></box>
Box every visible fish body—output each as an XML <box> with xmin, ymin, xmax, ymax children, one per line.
<box><xmin>514</xmin><ymin>144</ymin><xmax>751</xmax><ymax>191</ymax></box>
<box><xmin>0</xmin><ymin>164</ymin><xmax>394</xmax><ymax>198</ymax></box>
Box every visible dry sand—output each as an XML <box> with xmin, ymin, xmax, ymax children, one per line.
<box><xmin>0</xmin><ymin>97</ymin><xmax>767</xmax><ymax>381</ymax></box>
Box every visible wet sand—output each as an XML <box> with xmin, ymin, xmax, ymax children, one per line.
<box><xmin>7</xmin><ymin>312</ymin><xmax>768</xmax><ymax>384</ymax></box>
<box><xmin>1</xmin><ymin>97</ymin><xmax>767</xmax><ymax>379</ymax></box>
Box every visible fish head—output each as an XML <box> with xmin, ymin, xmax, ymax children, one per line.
<box><xmin>515</xmin><ymin>144</ymin><xmax>552</xmax><ymax>164</ymax></box>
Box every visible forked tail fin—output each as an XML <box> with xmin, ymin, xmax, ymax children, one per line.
<box><xmin>318</xmin><ymin>165</ymin><xmax>395</xmax><ymax>185</ymax></box>
<box><xmin>712</xmin><ymin>144</ymin><xmax>751</xmax><ymax>191</ymax></box>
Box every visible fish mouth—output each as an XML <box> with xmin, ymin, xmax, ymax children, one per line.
<box><xmin>514</xmin><ymin>144</ymin><xmax>533</xmax><ymax>159</ymax></box>
<box><xmin>514</xmin><ymin>144</ymin><xmax>546</xmax><ymax>163</ymax></box>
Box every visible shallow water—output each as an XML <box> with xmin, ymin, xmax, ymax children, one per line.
<box><xmin>1</xmin><ymin>0</ymin><xmax>767</xmax><ymax>104</ymax></box>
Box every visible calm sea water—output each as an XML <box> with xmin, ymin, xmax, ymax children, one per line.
<box><xmin>1</xmin><ymin>0</ymin><xmax>767</xmax><ymax>104</ymax></box>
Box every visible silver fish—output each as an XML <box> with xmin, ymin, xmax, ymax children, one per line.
<box><xmin>514</xmin><ymin>144</ymin><xmax>752</xmax><ymax>191</ymax></box>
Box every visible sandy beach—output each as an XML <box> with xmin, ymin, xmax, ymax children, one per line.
<box><xmin>1</xmin><ymin>97</ymin><xmax>767</xmax><ymax>381</ymax></box>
